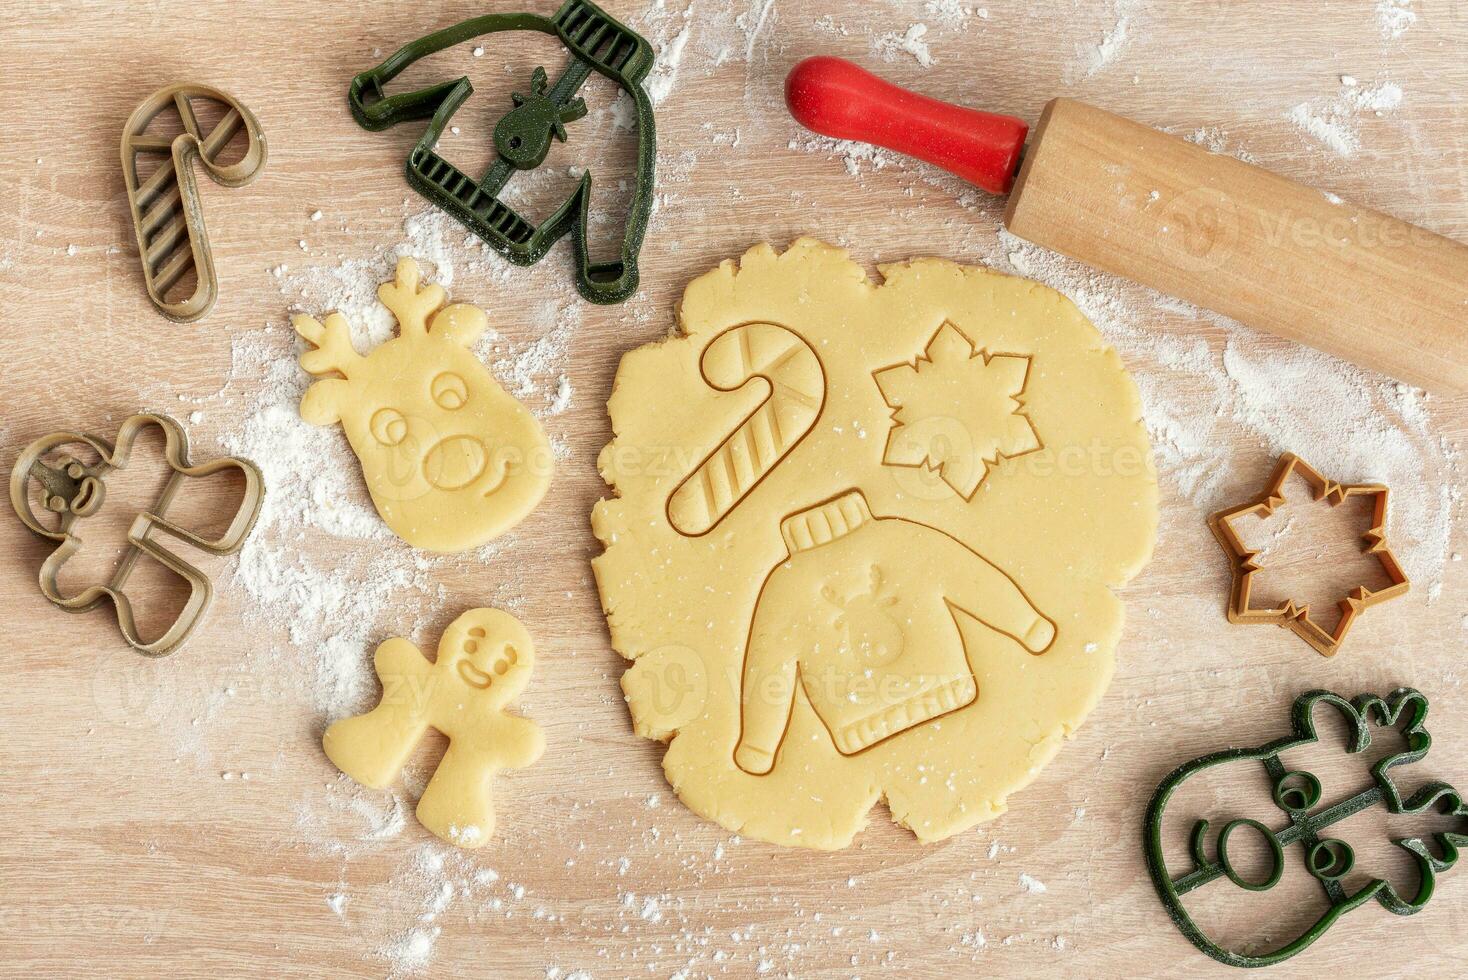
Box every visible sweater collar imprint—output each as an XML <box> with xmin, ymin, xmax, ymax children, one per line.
<box><xmin>779</xmin><ymin>491</ymin><xmax>873</xmax><ymax>554</ymax></box>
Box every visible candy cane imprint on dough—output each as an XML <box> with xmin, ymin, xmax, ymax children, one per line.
<box><xmin>665</xmin><ymin>322</ymin><xmax>826</xmax><ymax>536</ymax></box>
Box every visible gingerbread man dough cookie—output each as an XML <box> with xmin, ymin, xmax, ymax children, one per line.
<box><xmin>593</xmin><ymin>239</ymin><xmax>1157</xmax><ymax>849</ymax></box>
<box><xmin>293</xmin><ymin>258</ymin><xmax>552</xmax><ymax>553</ymax></box>
<box><xmin>322</xmin><ymin>608</ymin><xmax>544</xmax><ymax>848</ymax></box>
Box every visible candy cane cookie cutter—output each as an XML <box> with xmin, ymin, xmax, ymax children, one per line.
<box><xmin>1208</xmin><ymin>453</ymin><xmax>1409</xmax><ymax>657</ymax></box>
<box><xmin>121</xmin><ymin>84</ymin><xmax>267</xmax><ymax>322</ymax></box>
<box><xmin>666</xmin><ymin>323</ymin><xmax>826</xmax><ymax>536</ymax></box>
<box><xmin>10</xmin><ymin>413</ymin><xmax>264</xmax><ymax>657</ymax></box>
<box><xmin>348</xmin><ymin>0</ymin><xmax>655</xmax><ymax>304</ymax></box>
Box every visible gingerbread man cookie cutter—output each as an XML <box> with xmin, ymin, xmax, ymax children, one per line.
<box><xmin>322</xmin><ymin>608</ymin><xmax>545</xmax><ymax>848</ymax></box>
<box><xmin>1209</xmin><ymin>453</ymin><xmax>1409</xmax><ymax>657</ymax></box>
<box><xmin>9</xmin><ymin>413</ymin><xmax>264</xmax><ymax>657</ymax></box>
<box><xmin>121</xmin><ymin>83</ymin><xmax>268</xmax><ymax>322</ymax></box>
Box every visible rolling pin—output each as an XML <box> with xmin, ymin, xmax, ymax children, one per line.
<box><xmin>785</xmin><ymin>56</ymin><xmax>1468</xmax><ymax>393</ymax></box>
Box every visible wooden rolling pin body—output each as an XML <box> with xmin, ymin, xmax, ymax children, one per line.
<box><xmin>785</xmin><ymin>58</ymin><xmax>1468</xmax><ymax>392</ymax></box>
<box><xmin>1007</xmin><ymin>99</ymin><xmax>1468</xmax><ymax>392</ymax></box>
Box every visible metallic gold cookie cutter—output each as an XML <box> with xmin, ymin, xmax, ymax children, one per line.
<box><xmin>1209</xmin><ymin>453</ymin><xmax>1409</xmax><ymax>657</ymax></box>
<box><xmin>1144</xmin><ymin>687</ymin><xmax>1467</xmax><ymax>968</ymax></box>
<box><xmin>9</xmin><ymin>413</ymin><xmax>264</xmax><ymax>657</ymax></box>
<box><xmin>348</xmin><ymin>0</ymin><xmax>655</xmax><ymax>304</ymax></box>
<box><xmin>121</xmin><ymin>84</ymin><xmax>268</xmax><ymax>322</ymax></box>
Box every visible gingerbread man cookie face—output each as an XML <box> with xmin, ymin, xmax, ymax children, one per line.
<box><xmin>322</xmin><ymin>608</ymin><xmax>544</xmax><ymax>848</ymax></box>
<box><xmin>593</xmin><ymin>239</ymin><xmax>1157</xmax><ymax>849</ymax></box>
<box><xmin>293</xmin><ymin>258</ymin><xmax>551</xmax><ymax>553</ymax></box>
<box><xmin>437</xmin><ymin>608</ymin><xmax>534</xmax><ymax>710</ymax></box>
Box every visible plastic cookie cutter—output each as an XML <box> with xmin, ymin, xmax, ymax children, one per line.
<box><xmin>121</xmin><ymin>83</ymin><xmax>268</xmax><ymax>322</ymax></box>
<box><xmin>348</xmin><ymin>0</ymin><xmax>656</xmax><ymax>304</ymax></box>
<box><xmin>1209</xmin><ymin>452</ymin><xmax>1409</xmax><ymax>657</ymax></box>
<box><xmin>1144</xmin><ymin>687</ymin><xmax>1468</xmax><ymax>968</ymax></box>
<box><xmin>9</xmin><ymin>413</ymin><xmax>264</xmax><ymax>657</ymax></box>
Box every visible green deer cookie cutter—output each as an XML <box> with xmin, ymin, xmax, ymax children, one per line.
<box><xmin>348</xmin><ymin>0</ymin><xmax>656</xmax><ymax>305</ymax></box>
<box><xmin>1144</xmin><ymin>688</ymin><xmax>1468</xmax><ymax>968</ymax></box>
<box><xmin>9</xmin><ymin>413</ymin><xmax>264</xmax><ymax>657</ymax></box>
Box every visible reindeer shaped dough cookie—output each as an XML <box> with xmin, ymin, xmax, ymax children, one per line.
<box><xmin>293</xmin><ymin>258</ymin><xmax>551</xmax><ymax>552</ymax></box>
<box><xmin>323</xmin><ymin>608</ymin><xmax>544</xmax><ymax>848</ymax></box>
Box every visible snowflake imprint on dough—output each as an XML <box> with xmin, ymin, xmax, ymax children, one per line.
<box><xmin>873</xmin><ymin>321</ymin><xmax>1041</xmax><ymax>500</ymax></box>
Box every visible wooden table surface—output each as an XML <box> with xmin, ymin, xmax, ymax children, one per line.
<box><xmin>3</xmin><ymin>1</ymin><xmax>1466</xmax><ymax>977</ymax></box>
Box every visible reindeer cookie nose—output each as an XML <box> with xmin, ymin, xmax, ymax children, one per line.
<box><xmin>424</xmin><ymin>435</ymin><xmax>488</xmax><ymax>490</ymax></box>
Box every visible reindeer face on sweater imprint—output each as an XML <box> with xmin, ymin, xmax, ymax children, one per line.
<box><xmin>822</xmin><ymin>565</ymin><xmax>904</xmax><ymax>669</ymax></box>
<box><xmin>594</xmin><ymin>239</ymin><xmax>1158</xmax><ymax>849</ymax></box>
<box><xmin>293</xmin><ymin>258</ymin><xmax>551</xmax><ymax>553</ymax></box>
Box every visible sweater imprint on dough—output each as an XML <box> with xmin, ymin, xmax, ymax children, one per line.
<box><xmin>732</xmin><ymin>490</ymin><xmax>1057</xmax><ymax>776</ymax></box>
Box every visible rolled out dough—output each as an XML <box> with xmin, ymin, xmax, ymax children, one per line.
<box><xmin>593</xmin><ymin>239</ymin><xmax>1157</xmax><ymax>849</ymax></box>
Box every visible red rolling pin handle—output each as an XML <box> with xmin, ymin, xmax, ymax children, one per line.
<box><xmin>785</xmin><ymin>55</ymin><xmax>1029</xmax><ymax>195</ymax></box>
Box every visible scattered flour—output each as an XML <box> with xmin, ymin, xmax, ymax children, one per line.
<box><xmin>1377</xmin><ymin>0</ymin><xmax>1417</xmax><ymax>40</ymax></box>
<box><xmin>548</xmin><ymin>375</ymin><xmax>574</xmax><ymax>415</ymax></box>
<box><xmin>923</xmin><ymin>0</ymin><xmax>979</xmax><ymax>30</ymax></box>
<box><xmin>646</xmin><ymin>25</ymin><xmax>692</xmax><ymax>106</ymax></box>
<box><xmin>996</xmin><ymin>228</ymin><xmax>1461</xmax><ymax>597</ymax></box>
<box><xmin>491</xmin><ymin>304</ymin><xmax>580</xmax><ymax>402</ymax></box>
<box><xmin>386</xmin><ymin>927</ymin><xmax>439</xmax><ymax>974</ymax></box>
<box><xmin>218</xmin><ymin>330</ymin><xmax>439</xmax><ymax>718</ymax></box>
<box><xmin>738</xmin><ymin>0</ymin><xmax>779</xmax><ymax>63</ymax></box>
<box><xmin>875</xmin><ymin>23</ymin><xmax>936</xmax><ymax>68</ymax></box>
<box><xmin>295</xmin><ymin>779</ymin><xmax>410</xmax><ymax>857</ymax></box>
<box><xmin>1075</xmin><ymin>0</ymin><xmax>1143</xmax><ymax>79</ymax></box>
<box><xmin>1289</xmin><ymin>79</ymin><xmax>1404</xmax><ymax>157</ymax></box>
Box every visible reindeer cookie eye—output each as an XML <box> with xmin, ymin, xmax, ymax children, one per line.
<box><xmin>370</xmin><ymin>408</ymin><xmax>409</xmax><ymax>446</ymax></box>
<box><xmin>432</xmin><ymin>372</ymin><xmax>469</xmax><ymax>410</ymax></box>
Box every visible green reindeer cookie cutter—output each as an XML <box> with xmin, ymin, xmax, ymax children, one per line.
<box><xmin>348</xmin><ymin>0</ymin><xmax>656</xmax><ymax>305</ymax></box>
<box><xmin>9</xmin><ymin>413</ymin><xmax>264</xmax><ymax>657</ymax></box>
<box><xmin>1144</xmin><ymin>688</ymin><xmax>1468</xmax><ymax>968</ymax></box>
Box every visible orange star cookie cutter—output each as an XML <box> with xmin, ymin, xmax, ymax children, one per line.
<box><xmin>1208</xmin><ymin>453</ymin><xmax>1409</xmax><ymax>657</ymax></box>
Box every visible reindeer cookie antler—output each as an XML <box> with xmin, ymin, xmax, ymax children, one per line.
<box><xmin>292</xmin><ymin>257</ymin><xmax>551</xmax><ymax>553</ymax></box>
